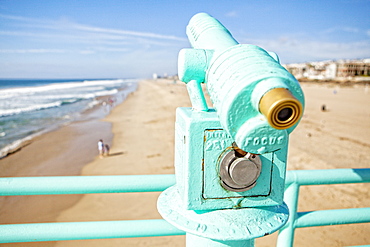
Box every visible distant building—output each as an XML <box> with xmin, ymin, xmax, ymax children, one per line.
<box><xmin>325</xmin><ymin>63</ymin><xmax>337</xmax><ymax>79</ymax></box>
<box><xmin>284</xmin><ymin>59</ymin><xmax>370</xmax><ymax>81</ymax></box>
<box><xmin>336</xmin><ymin>60</ymin><xmax>370</xmax><ymax>78</ymax></box>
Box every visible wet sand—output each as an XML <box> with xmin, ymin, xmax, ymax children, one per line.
<box><xmin>1</xmin><ymin>79</ymin><xmax>369</xmax><ymax>246</ymax></box>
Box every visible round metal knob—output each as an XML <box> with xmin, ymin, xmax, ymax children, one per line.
<box><xmin>219</xmin><ymin>150</ymin><xmax>262</xmax><ymax>192</ymax></box>
<box><xmin>229</xmin><ymin>158</ymin><xmax>260</xmax><ymax>187</ymax></box>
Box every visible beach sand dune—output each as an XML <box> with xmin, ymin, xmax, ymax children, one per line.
<box><xmin>1</xmin><ymin>79</ymin><xmax>369</xmax><ymax>246</ymax></box>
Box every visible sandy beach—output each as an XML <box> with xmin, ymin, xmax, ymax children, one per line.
<box><xmin>1</xmin><ymin>79</ymin><xmax>369</xmax><ymax>247</ymax></box>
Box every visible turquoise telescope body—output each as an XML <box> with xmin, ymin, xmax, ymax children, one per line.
<box><xmin>159</xmin><ymin>12</ymin><xmax>306</xmax><ymax>211</ymax></box>
<box><xmin>158</xmin><ymin>13</ymin><xmax>298</xmax><ymax>240</ymax></box>
<box><xmin>178</xmin><ymin>13</ymin><xmax>304</xmax><ymax>154</ymax></box>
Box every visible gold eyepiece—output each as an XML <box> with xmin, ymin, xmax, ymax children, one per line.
<box><xmin>259</xmin><ymin>88</ymin><xmax>303</xmax><ymax>130</ymax></box>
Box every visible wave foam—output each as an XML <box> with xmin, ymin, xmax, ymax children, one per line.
<box><xmin>0</xmin><ymin>101</ymin><xmax>62</xmax><ymax>117</ymax></box>
<box><xmin>0</xmin><ymin>135</ymin><xmax>33</xmax><ymax>159</ymax></box>
<box><xmin>0</xmin><ymin>79</ymin><xmax>126</xmax><ymax>100</ymax></box>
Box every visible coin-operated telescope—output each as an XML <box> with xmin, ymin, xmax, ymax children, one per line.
<box><xmin>158</xmin><ymin>13</ymin><xmax>304</xmax><ymax>246</ymax></box>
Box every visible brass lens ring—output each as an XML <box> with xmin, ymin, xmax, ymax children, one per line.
<box><xmin>259</xmin><ymin>88</ymin><xmax>303</xmax><ymax>130</ymax></box>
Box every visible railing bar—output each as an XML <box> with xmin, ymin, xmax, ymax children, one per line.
<box><xmin>1</xmin><ymin>169</ymin><xmax>370</xmax><ymax>244</ymax></box>
<box><xmin>346</xmin><ymin>245</ymin><xmax>370</xmax><ymax>247</ymax></box>
<box><xmin>285</xmin><ymin>168</ymin><xmax>370</xmax><ymax>186</ymax></box>
<box><xmin>0</xmin><ymin>174</ymin><xmax>176</xmax><ymax>196</ymax></box>
<box><xmin>0</xmin><ymin>219</ymin><xmax>185</xmax><ymax>243</ymax></box>
<box><xmin>295</xmin><ymin>207</ymin><xmax>370</xmax><ymax>228</ymax></box>
<box><xmin>2</xmin><ymin>169</ymin><xmax>370</xmax><ymax>196</ymax></box>
<box><xmin>277</xmin><ymin>183</ymin><xmax>300</xmax><ymax>247</ymax></box>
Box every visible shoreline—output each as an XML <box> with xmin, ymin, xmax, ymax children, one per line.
<box><xmin>0</xmin><ymin>84</ymin><xmax>130</xmax><ymax>240</ymax></box>
<box><xmin>0</xmin><ymin>79</ymin><xmax>369</xmax><ymax>246</ymax></box>
<box><xmin>0</xmin><ymin>99</ymin><xmax>108</xmax><ymax>160</ymax></box>
<box><xmin>0</xmin><ymin>119</ymin><xmax>113</xmax><ymax>177</ymax></box>
<box><xmin>0</xmin><ymin>80</ymin><xmax>137</xmax><ymax>160</ymax></box>
<box><xmin>0</xmin><ymin>120</ymin><xmax>114</xmax><ymax>233</ymax></box>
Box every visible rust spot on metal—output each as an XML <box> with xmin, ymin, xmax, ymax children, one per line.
<box><xmin>231</xmin><ymin>142</ymin><xmax>247</xmax><ymax>157</ymax></box>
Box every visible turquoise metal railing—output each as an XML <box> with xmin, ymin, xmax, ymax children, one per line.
<box><xmin>278</xmin><ymin>168</ymin><xmax>370</xmax><ymax>247</ymax></box>
<box><xmin>1</xmin><ymin>168</ymin><xmax>370</xmax><ymax>245</ymax></box>
<box><xmin>0</xmin><ymin>174</ymin><xmax>184</xmax><ymax>243</ymax></box>
<box><xmin>0</xmin><ymin>220</ymin><xmax>184</xmax><ymax>243</ymax></box>
<box><xmin>0</xmin><ymin>174</ymin><xmax>175</xmax><ymax>195</ymax></box>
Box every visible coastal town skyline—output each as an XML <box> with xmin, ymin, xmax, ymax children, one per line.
<box><xmin>0</xmin><ymin>0</ymin><xmax>369</xmax><ymax>79</ymax></box>
<box><xmin>284</xmin><ymin>58</ymin><xmax>370</xmax><ymax>82</ymax></box>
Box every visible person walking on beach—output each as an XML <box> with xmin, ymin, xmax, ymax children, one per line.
<box><xmin>98</xmin><ymin>139</ymin><xmax>105</xmax><ymax>158</ymax></box>
<box><xmin>104</xmin><ymin>144</ymin><xmax>110</xmax><ymax>156</ymax></box>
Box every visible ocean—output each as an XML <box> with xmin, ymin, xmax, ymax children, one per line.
<box><xmin>0</xmin><ymin>78</ymin><xmax>138</xmax><ymax>158</ymax></box>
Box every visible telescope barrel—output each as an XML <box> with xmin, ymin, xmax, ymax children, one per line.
<box><xmin>181</xmin><ymin>13</ymin><xmax>304</xmax><ymax>153</ymax></box>
<box><xmin>186</xmin><ymin>13</ymin><xmax>238</xmax><ymax>50</ymax></box>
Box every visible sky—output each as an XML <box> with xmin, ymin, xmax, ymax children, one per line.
<box><xmin>0</xmin><ymin>0</ymin><xmax>369</xmax><ymax>79</ymax></box>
